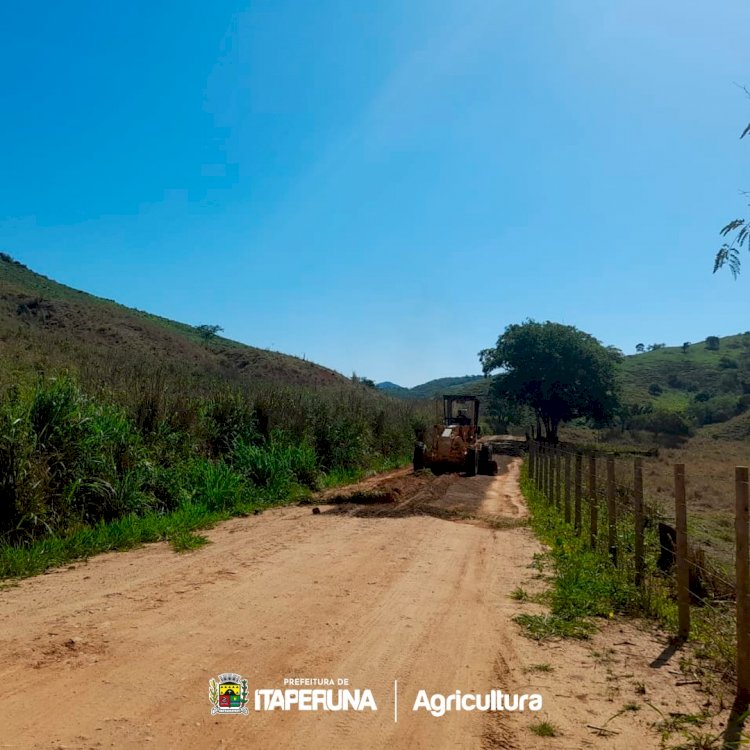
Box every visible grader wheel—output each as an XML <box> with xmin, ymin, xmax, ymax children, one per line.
<box><xmin>478</xmin><ymin>444</ymin><xmax>497</xmax><ymax>475</ymax></box>
<box><xmin>413</xmin><ymin>444</ymin><xmax>426</xmax><ymax>472</ymax></box>
<box><xmin>465</xmin><ymin>448</ymin><xmax>478</xmax><ymax>476</ymax></box>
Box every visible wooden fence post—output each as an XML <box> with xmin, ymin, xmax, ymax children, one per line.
<box><xmin>574</xmin><ymin>454</ymin><xmax>582</xmax><ymax>533</ymax></box>
<box><xmin>546</xmin><ymin>447</ymin><xmax>553</xmax><ymax>503</ymax></box>
<box><xmin>736</xmin><ymin>466</ymin><xmax>750</xmax><ymax>703</ymax></box>
<box><xmin>536</xmin><ymin>444</ymin><xmax>541</xmax><ymax>489</ymax></box>
<box><xmin>589</xmin><ymin>455</ymin><xmax>598</xmax><ymax>550</ymax></box>
<box><xmin>549</xmin><ymin>448</ymin><xmax>556</xmax><ymax>505</ymax></box>
<box><xmin>554</xmin><ymin>449</ymin><xmax>561</xmax><ymax>509</ymax></box>
<box><xmin>536</xmin><ymin>443</ymin><xmax>544</xmax><ymax>491</ymax></box>
<box><xmin>539</xmin><ymin>445</ymin><xmax>545</xmax><ymax>495</ymax></box>
<box><xmin>674</xmin><ymin>464</ymin><xmax>690</xmax><ymax>640</ymax></box>
<box><xmin>564</xmin><ymin>452</ymin><xmax>571</xmax><ymax>523</ymax></box>
<box><xmin>540</xmin><ymin>445</ymin><xmax>545</xmax><ymax>492</ymax></box>
<box><xmin>538</xmin><ymin>445</ymin><xmax>543</xmax><ymax>492</ymax></box>
<box><xmin>607</xmin><ymin>457</ymin><xmax>617</xmax><ymax>565</ymax></box>
<box><xmin>550</xmin><ymin>448</ymin><xmax>556</xmax><ymax>507</ymax></box>
<box><xmin>528</xmin><ymin>441</ymin><xmax>535</xmax><ymax>481</ymax></box>
<box><xmin>634</xmin><ymin>458</ymin><xmax>644</xmax><ymax>587</ymax></box>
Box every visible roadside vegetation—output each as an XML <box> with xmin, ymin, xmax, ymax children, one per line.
<box><xmin>0</xmin><ymin>254</ymin><xmax>429</xmax><ymax>579</ymax></box>
<box><xmin>516</xmin><ymin>468</ymin><xmax>634</xmax><ymax>642</ymax></box>
<box><xmin>0</xmin><ymin>374</ymin><xmax>424</xmax><ymax>579</ymax></box>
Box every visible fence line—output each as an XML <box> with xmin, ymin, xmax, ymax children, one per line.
<box><xmin>526</xmin><ymin>439</ymin><xmax>749</xmax><ymax>702</ymax></box>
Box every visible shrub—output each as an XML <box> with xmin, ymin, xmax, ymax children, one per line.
<box><xmin>285</xmin><ymin>443</ymin><xmax>320</xmax><ymax>488</ymax></box>
<box><xmin>186</xmin><ymin>459</ymin><xmax>247</xmax><ymax>512</ymax></box>
<box><xmin>201</xmin><ymin>391</ymin><xmax>261</xmax><ymax>457</ymax></box>
<box><xmin>630</xmin><ymin>409</ymin><xmax>691</xmax><ymax>437</ymax></box>
<box><xmin>687</xmin><ymin>395</ymin><xmax>743</xmax><ymax>426</ymax></box>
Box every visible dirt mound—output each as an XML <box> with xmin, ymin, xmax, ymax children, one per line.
<box><xmin>318</xmin><ymin>459</ymin><xmax>527</xmax><ymax>529</ymax></box>
<box><xmin>316</xmin><ymin>467</ymin><xmax>442</xmax><ymax>505</ymax></box>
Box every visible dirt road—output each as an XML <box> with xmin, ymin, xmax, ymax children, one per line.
<box><xmin>0</xmin><ymin>459</ymin><xmax>712</xmax><ymax>749</ymax></box>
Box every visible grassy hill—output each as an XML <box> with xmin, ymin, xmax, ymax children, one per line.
<box><xmin>619</xmin><ymin>335</ymin><xmax>750</xmax><ymax>436</ymax></box>
<box><xmin>621</xmin><ymin>335</ymin><xmax>750</xmax><ymax>401</ymax></box>
<box><xmin>0</xmin><ymin>253</ymin><xmax>345</xmax><ymax>392</ymax></box>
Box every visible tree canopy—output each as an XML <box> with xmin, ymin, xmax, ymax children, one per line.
<box><xmin>479</xmin><ymin>320</ymin><xmax>621</xmax><ymax>442</ymax></box>
<box><xmin>196</xmin><ymin>323</ymin><xmax>223</xmax><ymax>343</ymax></box>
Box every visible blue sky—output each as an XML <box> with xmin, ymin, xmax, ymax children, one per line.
<box><xmin>1</xmin><ymin>1</ymin><xmax>749</xmax><ymax>387</ymax></box>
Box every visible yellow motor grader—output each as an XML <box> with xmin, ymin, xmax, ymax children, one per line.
<box><xmin>413</xmin><ymin>395</ymin><xmax>497</xmax><ymax>476</ymax></box>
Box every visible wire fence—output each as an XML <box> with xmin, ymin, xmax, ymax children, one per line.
<box><xmin>527</xmin><ymin>440</ymin><xmax>750</xmax><ymax>700</ymax></box>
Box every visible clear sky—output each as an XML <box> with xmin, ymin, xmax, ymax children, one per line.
<box><xmin>1</xmin><ymin>1</ymin><xmax>749</xmax><ymax>387</ymax></box>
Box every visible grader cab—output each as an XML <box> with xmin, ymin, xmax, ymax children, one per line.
<box><xmin>413</xmin><ymin>395</ymin><xmax>497</xmax><ymax>476</ymax></box>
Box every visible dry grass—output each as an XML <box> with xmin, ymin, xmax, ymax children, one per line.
<box><xmin>638</xmin><ymin>436</ymin><xmax>749</xmax><ymax>570</ymax></box>
<box><xmin>559</xmin><ymin>426</ymin><xmax>749</xmax><ymax>573</ymax></box>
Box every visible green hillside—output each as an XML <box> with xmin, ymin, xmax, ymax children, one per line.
<box><xmin>0</xmin><ymin>253</ymin><xmax>345</xmax><ymax>392</ymax></box>
<box><xmin>620</xmin><ymin>335</ymin><xmax>750</xmax><ymax>435</ymax></box>
<box><xmin>621</xmin><ymin>335</ymin><xmax>750</xmax><ymax>400</ymax></box>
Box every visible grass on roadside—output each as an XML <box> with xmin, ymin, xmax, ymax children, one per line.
<box><xmin>169</xmin><ymin>530</ymin><xmax>210</xmax><ymax>553</ymax></box>
<box><xmin>524</xmin><ymin>663</ymin><xmax>554</xmax><ymax>674</ymax></box>
<box><xmin>0</xmin><ymin>499</ymin><xmax>249</xmax><ymax>578</ymax></box>
<box><xmin>519</xmin><ymin>463</ymin><xmax>739</xmax><ymax>689</ymax></box>
<box><xmin>530</xmin><ymin>720</ymin><xmax>558</xmax><ymax>737</ymax></box>
<box><xmin>516</xmin><ymin>466</ymin><xmax>643</xmax><ymax>641</ymax></box>
<box><xmin>0</xmin><ymin>454</ymin><xmax>411</xmax><ymax>580</ymax></box>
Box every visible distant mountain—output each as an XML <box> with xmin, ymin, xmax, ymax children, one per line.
<box><xmin>375</xmin><ymin>380</ymin><xmax>409</xmax><ymax>396</ymax></box>
<box><xmin>377</xmin><ymin>375</ymin><xmax>485</xmax><ymax>400</ymax></box>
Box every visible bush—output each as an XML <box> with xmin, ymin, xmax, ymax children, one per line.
<box><xmin>201</xmin><ymin>391</ymin><xmax>260</xmax><ymax>457</ymax></box>
<box><xmin>630</xmin><ymin>409</ymin><xmax>691</xmax><ymax>437</ymax></box>
<box><xmin>231</xmin><ymin>439</ymin><xmax>319</xmax><ymax>494</ymax></box>
<box><xmin>687</xmin><ymin>395</ymin><xmax>743</xmax><ymax>426</ymax></box>
<box><xmin>648</xmin><ymin>383</ymin><xmax>663</xmax><ymax>396</ymax></box>
<box><xmin>186</xmin><ymin>459</ymin><xmax>247</xmax><ymax>512</ymax></box>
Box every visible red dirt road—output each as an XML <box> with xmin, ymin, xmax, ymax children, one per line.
<box><xmin>0</xmin><ymin>460</ymin><xmax>713</xmax><ymax>749</ymax></box>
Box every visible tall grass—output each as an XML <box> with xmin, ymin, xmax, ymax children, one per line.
<box><xmin>0</xmin><ymin>374</ymin><xmax>425</xmax><ymax>578</ymax></box>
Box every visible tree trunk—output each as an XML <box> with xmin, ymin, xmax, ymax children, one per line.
<box><xmin>548</xmin><ymin>419</ymin><xmax>560</xmax><ymax>444</ymax></box>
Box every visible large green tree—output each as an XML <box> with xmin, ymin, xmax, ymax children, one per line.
<box><xmin>479</xmin><ymin>320</ymin><xmax>621</xmax><ymax>443</ymax></box>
